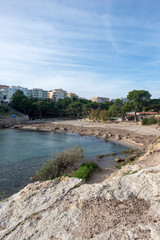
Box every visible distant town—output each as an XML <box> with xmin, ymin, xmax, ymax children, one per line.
<box><xmin>0</xmin><ymin>85</ymin><xmax>127</xmax><ymax>105</ymax></box>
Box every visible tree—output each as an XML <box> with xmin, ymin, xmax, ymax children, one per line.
<box><xmin>56</xmin><ymin>98</ymin><xmax>72</xmax><ymax>110</ymax></box>
<box><xmin>143</xmin><ymin>99</ymin><xmax>160</xmax><ymax>112</ymax></box>
<box><xmin>99</xmin><ymin>101</ymin><xmax>113</xmax><ymax>111</ymax></box>
<box><xmin>121</xmin><ymin>101</ymin><xmax>134</xmax><ymax>120</ymax></box>
<box><xmin>127</xmin><ymin>90</ymin><xmax>151</xmax><ymax>121</ymax></box>
<box><xmin>11</xmin><ymin>90</ymin><xmax>27</xmax><ymax>112</ymax></box>
<box><xmin>67</xmin><ymin>101</ymin><xmax>83</xmax><ymax>118</ymax></box>
<box><xmin>99</xmin><ymin>109</ymin><xmax>108</xmax><ymax>122</ymax></box>
<box><xmin>107</xmin><ymin>99</ymin><xmax>123</xmax><ymax>117</ymax></box>
<box><xmin>89</xmin><ymin>109</ymin><xmax>100</xmax><ymax>121</ymax></box>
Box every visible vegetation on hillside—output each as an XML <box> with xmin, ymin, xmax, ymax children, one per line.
<box><xmin>0</xmin><ymin>106</ymin><xmax>10</xmax><ymax>115</ymax></box>
<box><xmin>0</xmin><ymin>106</ymin><xmax>22</xmax><ymax>118</ymax></box>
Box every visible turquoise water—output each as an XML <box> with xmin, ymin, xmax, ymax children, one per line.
<box><xmin>0</xmin><ymin>129</ymin><xmax>128</xmax><ymax>197</ymax></box>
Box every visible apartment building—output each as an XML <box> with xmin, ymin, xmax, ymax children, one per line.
<box><xmin>7</xmin><ymin>86</ymin><xmax>28</xmax><ymax>102</ymax></box>
<box><xmin>48</xmin><ymin>89</ymin><xmax>67</xmax><ymax>102</ymax></box>
<box><xmin>1</xmin><ymin>85</ymin><xmax>70</xmax><ymax>103</ymax></box>
<box><xmin>0</xmin><ymin>89</ymin><xmax>6</xmax><ymax>105</ymax></box>
<box><xmin>67</xmin><ymin>92</ymin><xmax>78</xmax><ymax>100</ymax></box>
<box><xmin>28</xmin><ymin>88</ymin><xmax>48</xmax><ymax>99</ymax></box>
<box><xmin>1</xmin><ymin>86</ymin><xmax>49</xmax><ymax>102</ymax></box>
<box><xmin>91</xmin><ymin>97</ymin><xmax>110</xmax><ymax>103</ymax></box>
<box><xmin>0</xmin><ymin>85</ymin><xmax>9</xmax><ymax>104</ymax></box>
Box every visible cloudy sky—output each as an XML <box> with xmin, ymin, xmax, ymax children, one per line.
<box><xmin>0</xmin><ymin>0</ymin><xmax>160</xmax><ymax>99</ymax></box>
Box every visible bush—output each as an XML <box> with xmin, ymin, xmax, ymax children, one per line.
<box><xmin>142</xmin><ymin>116</ymin><xmax>157</xmax><ymax>125</ymax></box>
<box><xmin>37</xmin><ymin>146</ymin><xmax>83</xmax><ymax>181</ymax></box>
<box><xmin>73</xmin><ymin>162</ymin><xmax>98</xmax><ymax>181</ymax></box>
<box><xmin>142</xmin><ymin>118</ymin><xmax>148</xmax><ymax>125</ymax></box>
<box><xmin>148</xmin><ymin>116</ymin><xmax>157</xmax><ymax>125</ymax></box>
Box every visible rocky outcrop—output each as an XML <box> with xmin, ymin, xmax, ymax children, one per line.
<box><xmin>0</xmin><ymin>177</ymin><xmax>83</xmax><ymax>240</ymax></box>
<box><xmin>1</xmin><ymin>155</ymin><xmax>160</xmax><ymax>239</ymax></box>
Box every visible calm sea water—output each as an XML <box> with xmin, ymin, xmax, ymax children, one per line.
<box><xmin>0</xmin><ymin>129</ymin><xmax>128</xmax><ymax>197</ymax></box>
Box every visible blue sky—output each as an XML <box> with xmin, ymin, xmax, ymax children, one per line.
<box><xmin>0</xmin><ymin>0</ymin><xmax>160</xmax><ymax>99</ymax></box>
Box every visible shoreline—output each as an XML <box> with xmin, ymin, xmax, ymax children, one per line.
<box><xmin>11</xmin><ymin>125</ymin><xmax>138</xmax><ymax>149</ymax></box>
<box><xmin>12</xmin><ymin>119</ymin><xmax>160</xmax><ymax>149</ymax></box>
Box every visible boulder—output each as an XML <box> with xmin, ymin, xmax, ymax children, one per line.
<box><xmin>116</xmin><ymin>134</ymin><xmax>122</xmax><ymax>140</ymax></box>
<box><xmin>115</xmin><ymin>156</ymin><xmax>122</xmax><ymax>162</ymax></box>
<box><xmin>102</xmin><ymin>134</ymin><xmax>108</xmax><ymax>140</ymax></box>
<box><xmin>108</xmin><ymin>132</ymin><xmax>113</xmax><ymax>137</ymax></box>
<box><xmin>125</xmin><ymin>154</ymin><xmax>137</xmax><ymax>162</ymax></box>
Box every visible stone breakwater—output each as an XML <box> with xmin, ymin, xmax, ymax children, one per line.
<box><xmin>0</xmin><ymin>117</ymin><xmax>29</xmax><ymax>128</ymax></box>
<box><xmin>14</xmin><ymin>121</ymin><xmax>159</xmax><ymax>149</ymax></box>
<box><xmin>1</xmin><ymin>140</ymin><xmax>160</xmax><ymax>240</ymax></box>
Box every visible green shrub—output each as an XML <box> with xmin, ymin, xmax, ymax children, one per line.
<box><xmin>0</xmin><ymin>191</ymin><xmax>7</xmax><ymax>201</ymax></box>
<box><xmin>147</xmin><ymin>116</ymin><xmax>157</xmax><ymax>125</ymax></box>
<box><xmin>142</xmin><ymin>118</ymin><xmax>148</xmax><ymax>125</ymax></box>
<box><xmin>142</xmin><ymin>116</ymin><xmax>157</xmax><ymax>125</ymax></box>
<box><xmin>37</xmin><ymin>146</ymin><xmax>83</xmax><ymax>181</ymax></box>
<box><xmin>73</xmin><ymin>162</ymin><xmax>98</xmax><ymax>181</ymax></box>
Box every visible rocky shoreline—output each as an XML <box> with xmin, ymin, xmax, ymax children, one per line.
<box><xmin>13</xmin><ymin>120</ymin><xmax>159</xmax><ymax>149</ymax></box>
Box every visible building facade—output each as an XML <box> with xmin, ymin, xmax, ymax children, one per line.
<box><xmin>91</xmin><ymin>97</ymin><xmax>110</xmax><ymax>103</ymax></box>
<box><xmin>7</xmin><ymin>86</ymin><xmax>28</xmax><ymax>102</ymax></box>
<box><xmin>125</xmin><ymin>112</ymin><xmax>158</xmax><ymax>121</ymax></box>
<box><xmin>48</xmin><ymin>89</ymin><xmax>67</xmax><ymax>102</ymax></box>
<box><xmin>67</xmin><ymin>92</ymin><xmax>78</xmax><ymax>100</ymax></box>
<box><xmin>0</xmin><ymin>85</ymin><xmax>9</xmax><ymax>104</ymax></box>
<box><xmin>2</xmin><ymin>86</ymin><xmax>49</xmax><ymax>102</ymax></box>
<box><xmin>28</xmin><ymin>88</ymin><xmax>48</xmax><ymax>99</ymax></box>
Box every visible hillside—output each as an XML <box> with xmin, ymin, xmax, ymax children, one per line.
<box><xmin>0</xmin><ymin>106</ymin><xmax>28</xmax><ymax>128</ymax></box>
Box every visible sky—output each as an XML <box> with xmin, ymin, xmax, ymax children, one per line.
<box><xmin>0</xmin><ymin>0</ymin><xmax>160</xmax><ymax>99</ymax></box>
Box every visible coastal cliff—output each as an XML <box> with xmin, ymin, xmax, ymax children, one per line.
<box><xmin>1</xmin><ymin>140</ymin><xmax>160</xmax><ymax>240</ymax></box>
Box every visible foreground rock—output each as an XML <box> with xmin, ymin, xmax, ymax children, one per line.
<box><xmin>1</xmin><ymin>141</ymin><xmax>160</xmax><ymax>240</ymax></box>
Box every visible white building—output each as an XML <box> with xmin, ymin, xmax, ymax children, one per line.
<box><xmin>7</xmin><ymin>86</ymin><xmax>28</xmax><ymax>102</ymax></box>
<box><xmin>0</xmin><ymin>85</ymin><xmax>9</xmax><ymax>104</ymax></box>
<box><xmin>0</xmin><ymin>89</ymin><xmax>6</xmax><ymax>105</ymax></box>
<box><xmin>91</xmin><ymin>97</ymin><xmax>110</xmax><ymax>103</ymax></box>
<box><xmin>3</xmin><ymin>86</ymin><xmax>48</xmax><ymax>102</ymax></box>
<box><xmin>48</xmin><ymin>89</ymin><xmax>67</xmax><ymax>102</ymax></box>
<box><xmin>28</xmin><ymin>88</ymin><xmax>48</xmax><ymax>99</ymax></box>
<box><xmin>0</xmin><ymin>85</ymin><xmax>9</xmax><ymax>97</ymax></box>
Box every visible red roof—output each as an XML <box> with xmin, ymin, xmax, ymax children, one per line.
<box><xmin>0</xmin><ymin>85</ymin><xmax>9</xmax><ymax>88</ymax></box>
<box><xmin>126</xmin><ymin>112</ymin><xmax>158</xmax><ymax>116</ymax></box>
<box><xmin>138</xmin><ymin>112</ymin><xmax>158</xmax><ymax>115</ymax></box>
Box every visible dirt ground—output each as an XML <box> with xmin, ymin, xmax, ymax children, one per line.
<box><xmin>55</xmin><ymin>119</ymin><xmax>160</xmax><ymax>136</ymax></box>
